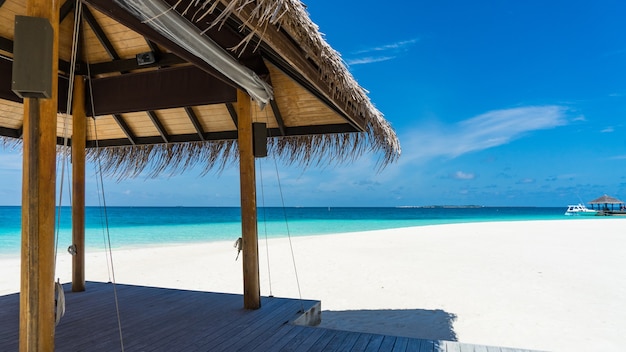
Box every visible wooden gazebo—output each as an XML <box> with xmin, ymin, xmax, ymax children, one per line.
<box><xmin>0</xmin><ymin>0</ymin><xmax>400</xmax><ymax>350</ymax></box>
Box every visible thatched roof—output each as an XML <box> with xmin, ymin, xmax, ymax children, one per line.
<box><xmin>589</xmin><ymin>194</ymin><xmax>624</xmax><ymax>204</ymax></box>
<box><xmin>0</xmin><ymin>0</ymin><xmax>400</xmax><ymax>177</ymax></box>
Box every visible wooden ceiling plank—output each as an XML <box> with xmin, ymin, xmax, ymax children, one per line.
<box><xmin>82</xmin><ymin>6</ymin><xmax>120</xmax><ymax>60</ymax></box>
<box><xmin>184</xmin><ymin>106</ymin><xmax>205</xmax><ymax>141</ymax></box>
<box><xmin>146</xmin><ymin>110</ymin><xmax>169</xmax><ymax>143</ymax></box>
<box><xmin>112</xmin><ymin>113</ymin><xmax>137</xmax><ymax>145</ymax></box>
<box><xmin>269</xmin><ymin>99</ymin><xmax>286</xmax><ymax>136</ymax></box>
<box><xmin>226</xmin><ymin>102</ymin><xmax>238</xmax><ymax>129</ymax></box>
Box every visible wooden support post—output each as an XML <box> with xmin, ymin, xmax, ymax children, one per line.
<box><xmin>237</xmin><ymin>90</ymin><xmax>261</xmax><ymax>309</ymax></box>
<box><xmin>19</xmin><ymin>1</ymin><xmax>60</xmax><ymax>351</ymax></box>
<box><xmin>72</xmin><ymin>76</ymin><xmax>86</xmax><ymax>292</ymax></box>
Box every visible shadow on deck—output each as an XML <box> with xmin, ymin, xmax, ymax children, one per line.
<box><xmin>0</xmin><ymin>281</ymin><xmax>538</xmax><ymax>351</ymax></box>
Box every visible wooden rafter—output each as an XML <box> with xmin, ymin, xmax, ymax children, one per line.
<box><xmin>145</xmin><ymin>39</ymin><xmax>161</xmax><ymax>55</ymax></box>
<box><xmin>60</xmin><ymin>0</ymin><xmax>74</xmax><ymax>22</ymax></box>
<box><xmin>111</xmin><ymin>114</ymin><xmax>137</xmax><ymax>145</ymax></box>
<box><xmin>269</xmin><ymin>100</ymin><xmax>286</xmax><ymax>136</ymax></box>
<box><xmin>184</xmin><ymin>106</ymin><xmax>205</xmax><ymax>141</ymax></box>
<box><xmin>147</xmin><ymin>110</ymin><xmax>169</xmax><ymax>143</ymax></box>
<box><xmin>226</xmin><ymin>102</ymin><xmax>238</xmax><ymax>128</ymax></box>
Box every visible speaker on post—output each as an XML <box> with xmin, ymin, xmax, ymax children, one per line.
<box><xmin>253</xmin><ymin>122</ymin><xmax>267</xmax><ymax>158</ymax></box>
<box><xmin>11</xmin><ymin>15</ymin><xmax>54</xmax><ymax>99</ymax></box>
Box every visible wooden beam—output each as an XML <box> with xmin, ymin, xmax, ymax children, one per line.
<box><xmin>269</xmin><ymin>100</ymin><xmax>286</xmax><ymax>136</ymax></box>
<box><xmin>59</xmin><ymin>0</ymin><xmax>74</xmax><ymax>23</ymax></box>
<box><xmin>71</xmin><ymin>76</ymin><xmax>86</xmax><ymax>292</ymax></box>
<box><xmin>87</xmin><ymin>65</ymin><xmax>236</xmax><ymax>116</ymax></box>
<box><xmin>20</xmin><ymin>0</ymin><xmax>60</xmax><ymax>350</ymax></box>
<box><xmin>88</xmin><ymin>52</ymin><xmax>185</xmax><ymax>75</ymax></box>
<box><xmin>111</xmin><ymin>114</ymin><xmax>137</xmax><ymax>145</ymax></box>
<box><xmin>84</xmin><ymin>131</ymin><xmax>239</xmax><ymax>148</ymax></box>
<box><xmin>184</xmin><ymin>107</ymin><xmax>205</xmax><ymax>141</ymax></box>
<box><xmin>238</xmin><ymin>90</ymin><xmax>260</xmax><ymax>310</ymax></box>
<box><xmin>226</xmin><ymin>102</ymin><xmax>238</xmax><ymax>128</ymax></box>
<box><xmin>147</xmin><ymin>111</ymin><xmax>169</xmax><ymax>143</ymax></box>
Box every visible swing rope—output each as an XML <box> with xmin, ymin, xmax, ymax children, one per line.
<box><xmin>80</xmin><ymin>4</ymin><xmax>125</xmax><ymax>349</ymax></box>
<box><xmin>52</xmin><ymin>0</ymin><xmax>84</xmax><ymax>326</ymax></box>
<box><xmin>85</xmin><ymin>53</ymin><xmax>126</xmax><ymax>352</ymax></box>
<box><xmin>260</xmin><ymin>108</ymin><xmax>304</xmax><ymax>311</ymax></box>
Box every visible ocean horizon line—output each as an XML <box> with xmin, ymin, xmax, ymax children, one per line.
<box><xmin>0</xmin><ymin>205</ymin><xmax>564</xmax><ymax>209</ymax></box>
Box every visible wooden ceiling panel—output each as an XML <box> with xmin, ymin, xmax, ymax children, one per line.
<box><xmin>251</xmin><ymin>104</ymin><xmax>278</xmax><ymax>129</ymax></box>
<box><xmin>90</xmin><ymin>7</ymin><xmax>149</xmax><ymax>60</ymax></box>
<box><xmin>266</xmin><ymin>62</ymin><xmax>346</xmax><ymax>127</ymax></box>
<box><xmin>58</xmin><ymin>10</ymin><xmax>77</xmax><ymax>62</ymax></box>
<box><xmin>56</xmin><ymin>115</ymin><xmax>73</xmax><ymax>139</ymax></box>
<box><xmin>86</xmin><ymin>115</ymin><xmax>127</xmax><ymax>140</ymax></box>
<box><xmin>153</xmin><ymin>108</ymin><xmax>196</xmax><ymax>135</ymax></box>
<box><xmin>193</xmin><ymin>104</ymin><xmax>236</xmax><ymax>132</ymax></box>
<box><xmin>120</xmin><ymin>111</ymin><xmax>159</xmax><ymax>138</ymax></box>
<box><xmin>0</xmin><ymin>99</ymin><xmax>23</xmax><ymax>129</ymax></box>
<box><xmin>81</xmin><ymin>19</ymin><xmax>112</xmax><ymax>63</ymax></box>
<box><xmin>0</xmin><ymin>1</ymin><xmax>25</xmax><ymax>39</ymax></box>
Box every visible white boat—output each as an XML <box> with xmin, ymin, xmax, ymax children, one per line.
<box><xmin>564</xmin><ymin>204</ymin><xmax>598</xmax><ymax>216</ymax></box>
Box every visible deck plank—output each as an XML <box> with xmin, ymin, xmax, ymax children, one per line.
<box><xmin>0</xmin><ymin>281</ymin><xmax>542</xmax><ymax>352</ymax></box>
<box><xmin>279</xmin><ymin>326</ymin><xmax>326</xmax><ymax>352</ymax></box>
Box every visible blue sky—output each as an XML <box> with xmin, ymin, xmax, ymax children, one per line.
<box><xmin>1</xmin><ymin>0</ymin><xmax>625</xmax><ymax>207</ymax></box>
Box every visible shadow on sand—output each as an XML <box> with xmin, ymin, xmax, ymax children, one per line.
<box><xmin>318</xmin><ymin>308</ymin><xmax>458</xmax><ymax>341</ymax></box>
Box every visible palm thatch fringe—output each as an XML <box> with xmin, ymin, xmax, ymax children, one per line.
<box><xmin>3</xmin><ymin>126</ymin><xmax>392</xmax><ymax>179</ymax></box>
<box><xmin>84</xmin><ymin>129</ymin><xmax>386</xmax><ymax>180</ymax></box>
<box><xmin>173</xmin><ymin>0</ymin><xmax>401</xmax><ymax>164</ymax></box>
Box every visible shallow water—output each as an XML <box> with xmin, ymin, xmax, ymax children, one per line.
<box><xmin>0</xmin><ymin>206</ymin><xmax>585</xmax><ymax>255</ymax></box>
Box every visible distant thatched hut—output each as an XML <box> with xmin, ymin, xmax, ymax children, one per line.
<box><xmin>589</xmin><ymin>194</ymin><xmax>625</xmax><ymax>212</ymax></box>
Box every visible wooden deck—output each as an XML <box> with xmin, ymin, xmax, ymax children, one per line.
<box><xmin>0</xmin><ymin>282</ymin><xmax>538</xmax><ymax>351</ymax></box>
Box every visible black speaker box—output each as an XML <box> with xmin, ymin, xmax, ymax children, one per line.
<box><xmin>253</xmin><ymin>122</ymin><xmax>267</xmax><ymax>158</ymax></box>
<box><xmin>11</xmin><ymin>15</ymin><xmax>54</xmax><ymax>99</ymax></box>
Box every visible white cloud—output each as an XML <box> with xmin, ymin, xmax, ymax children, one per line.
<box><xmin>452</xmin><ymin>171</ymin><xmax>475</xmax><ymax>180</ymax></box>
<box><xmin>601</xmin><ymin>127</ymin><xmax>614</xmax><ymax>133</ymax></box>
<box><xmin>346</xmin><ymin>56</ymin><xmax>396</xmax><ymax>65</ymax></box>
<box><xmin>353</xmin><ymin>39</ymin><xmax>420</xmax><ymax>54</ymax></box>
<box><xmin>399</xmin><ymin>105</ymin><xmax>569</xmax><ymax>163</ymax></box>
<box><xmin>347</xmin><ymin>38</ymin><xmax>419</xmax><ymax>66</ymax></box>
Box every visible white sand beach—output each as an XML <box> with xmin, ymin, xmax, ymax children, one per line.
<box><xmin>2</xmin><ymin>219</ymin><xmax>625</xmax><ymax>351</ymax></box>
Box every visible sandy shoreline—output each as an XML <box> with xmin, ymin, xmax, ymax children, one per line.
<box><xmin>2</xmin><ymin>219</ymin><xmax>625</xmax><ymax>351</ymax></box>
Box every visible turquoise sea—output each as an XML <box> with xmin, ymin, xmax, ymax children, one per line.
<box><xmin>0</xmin><ymin>206</ymin><xmax>580</xmax><ymax>256</ymax></box>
